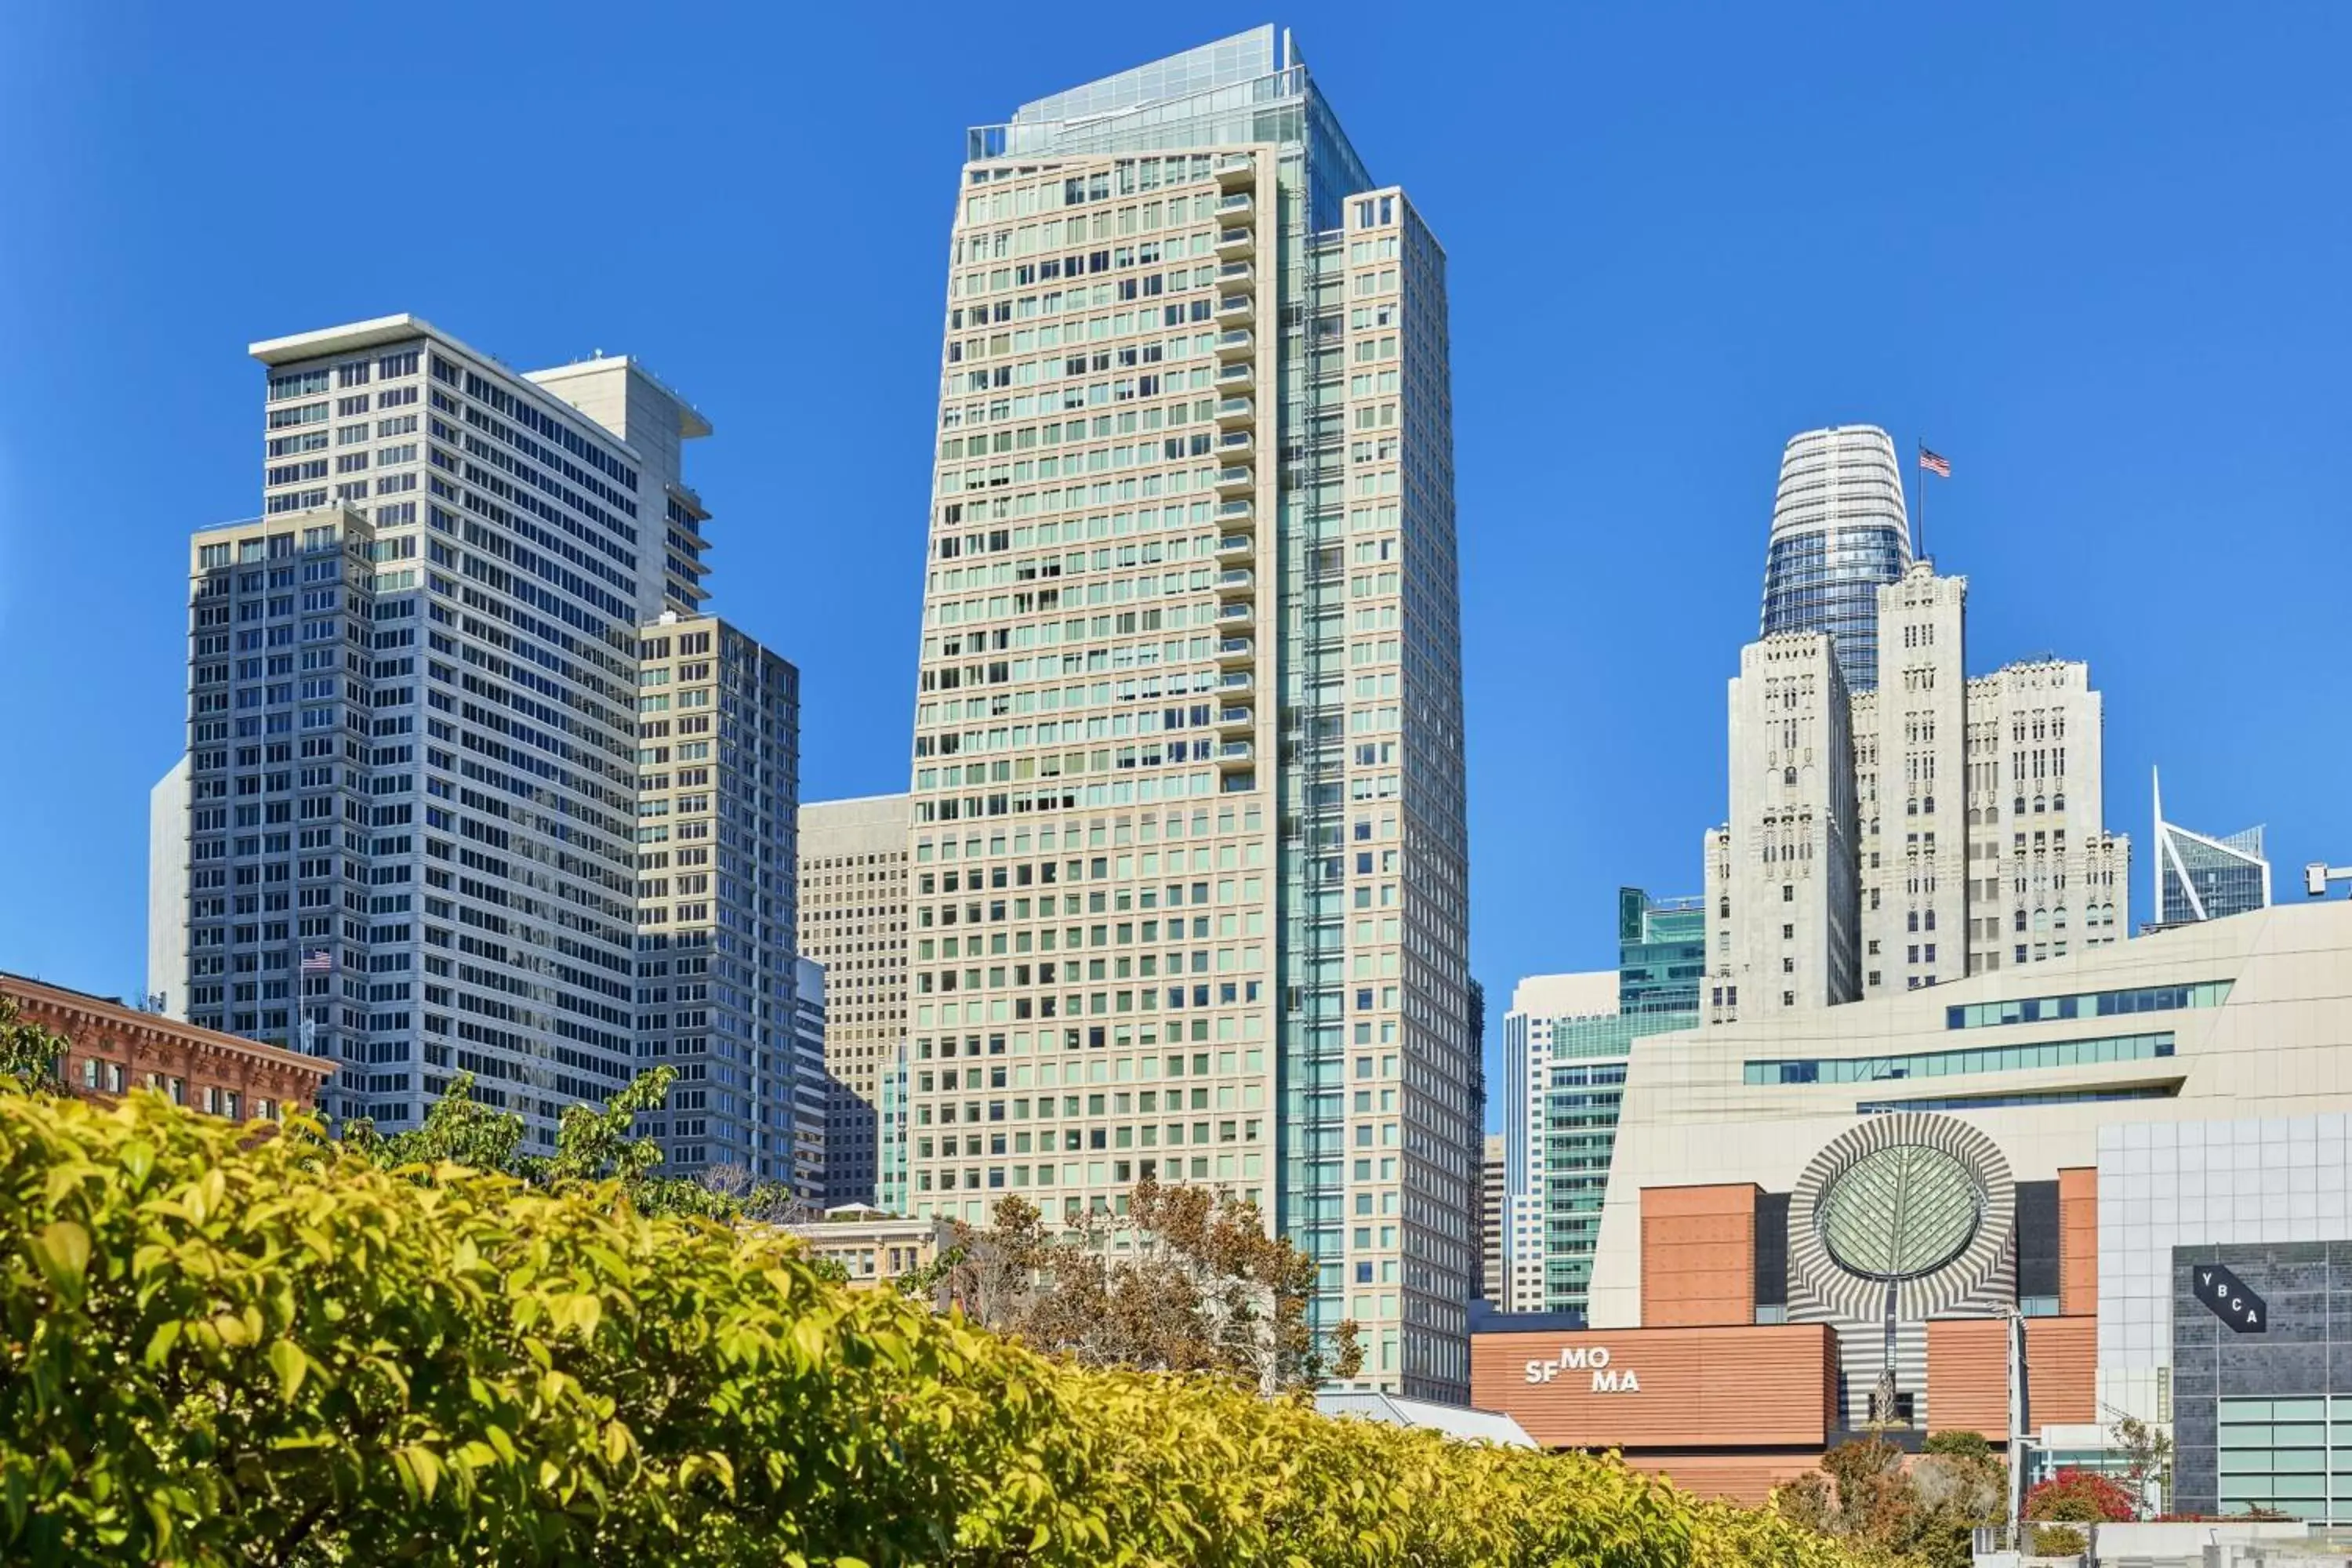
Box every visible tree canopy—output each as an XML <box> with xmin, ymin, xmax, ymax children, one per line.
<box><xmin>0</xmin><ymin>1086</ymin><xmax>1897</xmax><ymax>1566</ymax></box>
<box><xmin>927</xmin><ymin>1175</ymin><xmax>1359</xmax><ymax>1392</ymax></box>
<box><xmin>0</xmin><ymin>994</ymin><xmax>67</xmax><ymax>1084</ymax></box>
<box><xmin>338</xmin><ymin>1065</ymin><xmax>796</xmax><ymax>1224</ymax></box>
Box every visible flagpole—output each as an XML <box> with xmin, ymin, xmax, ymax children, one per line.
<box><xmin>1916</xmin><ymin>439</ymin><xmax>1927</xmax><ymax>561</ymax></box>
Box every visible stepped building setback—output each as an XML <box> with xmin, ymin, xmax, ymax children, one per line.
<box><xmin>163</xmin><ymin>317</ymin><xmax>812</xmax><ymax>1194</ymax></box>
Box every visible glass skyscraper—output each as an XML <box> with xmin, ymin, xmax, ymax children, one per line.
<box><xmin>904</xmin><ymin>26</ymin><xmax>1475</xmax><ymax>1398</ymax></box>
<box><xmin>1616</xmin><ymin>885</ymin><xmax>1704</xmax><ymax>1020</ymax></box>
<box><xmin>1503</xmin><ymin>890</ymin><xmax>1704</xmax><ymax>1318</ymax></box>
<box><xmin>2154</xmin><ymin>769</ymin><xmax>2270</xmax><ymax>927</ymax></box>
<box><xmin>1758</xmin><ymin>424</ymin><xmax>1912</xmax><ymax>693</ymax></box>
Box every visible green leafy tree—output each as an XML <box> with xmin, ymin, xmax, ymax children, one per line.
<box><xmin>0</xmin><ymin>994</ymin><xmax>68</xmax><ymax>1085</ymax></box>
<box><xmin>339</xmin><ymin>1070</ymin><xmax>525</xmax><ymax>1174</ymax></box>
<box><xmin>341</xmin><ymin>1064</ymin><xmax>801</xmax><ymax>1224</ymax></box>
<box><xmin>2112</xmin><ymin>1412</ymin><xmax>2172</xmax><ymax>1517</ymax></box>
<box><xmin>0</xmin><ymin>1087</ymin><xmax>1900</xmax><ymax>1566</ymax></box>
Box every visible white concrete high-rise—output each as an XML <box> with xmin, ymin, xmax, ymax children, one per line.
<box><xmin>1959</xmin><ymin>661</ymin><xmax>2128</xmax><ymax>972</ymax></box>
<box><xmin>1710</xmin><ymin>556</ymin><xmax>2128</xmax><ymax>1021</ymax></box>
<box><xmin>182</xmin><ymin>317</ymin><xmax>809</xmax><ymax>1159</ymax></box>
<box><xmin>1706</xmin><ymin>633</ymin><xmax>1860</xmax><ymax>1022</ymax></box>
<box><xmin>146</xmin><ymin>756</ymin><xmax>191</xmax><ymax>1018</ymax></box>
<box><xmin>902</xmin><ymin>27</ymin><xmax>1475</xmax><ymax>1399</ymax></box>
<box><xmin>1852</xmin><ymin>563</ymin><xmax>1969</xmax><ymax>996</ymax></box>
<box><xmin>1500</xmin><ymin>971</ymin><xmax>1617</xmax><ymax>1313</ymax></box>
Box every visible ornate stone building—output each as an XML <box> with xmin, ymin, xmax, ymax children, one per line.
<box><xmin>3</xmin><ymin>973</ymin><xmax>331</xmax><ymax>1119</ymax></box>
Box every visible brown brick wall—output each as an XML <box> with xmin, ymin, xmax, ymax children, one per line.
<box><xmin>1621</xmin><ymin>1450</ymin><xmax>1828</xmax><ymax>1507</ymax></box>
<box><xmin>1472</xmin><ymin>1323</ymin><xmax>1838</xmax><ymax>1450</ymax></box>
<box><xmin>1926</xmin><ymin>1316</ymin><xmax>2096</xmax><ymax>1437</ymax></box>
<box><xmin>2059</xmin><ymin>1167</ymin><xmax>2099</xmax><ymax>1318</ymax></box>
<box><xmin>1641</xmin><ymin>1183</ymin><xmax>1760</xmax><ymax>1328</ymax></box>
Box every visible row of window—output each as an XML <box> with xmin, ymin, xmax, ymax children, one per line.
<box><xmin>1745</xmin><ymin>1030</ymin><xmax>2175</xmax><ymax>1085</ymax></box>
<box><xmin>74</xmin><ymin>1057</ymin><xmax>286</xmax><ymax>1120</ymax></box>
<box><xmin>1946</xmin><ymin>979</ymin><xmax>2233</xmax><ymax>1029</ymax></box>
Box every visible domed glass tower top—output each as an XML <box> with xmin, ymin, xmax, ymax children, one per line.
<box><xmin>1759</xmin><ymin>425</ymin><xmax>1912</xmax><ymax>692</ymax></box>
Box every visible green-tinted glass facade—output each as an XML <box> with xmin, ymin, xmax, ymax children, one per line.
<box><xmin>2216</xmin><ymin>1396</ymin><xmax>2352</xmax><ymax>1521</ymax></box>
<box><xmin>1537</xmin><ymin>888</ymin><xmax>1703</xmax><ymax>1316</ymax></box>
<box><xmin>1617</xmin><ymin>887</ymin><xmax>1705</xmax><ymax>1020</ymax></box>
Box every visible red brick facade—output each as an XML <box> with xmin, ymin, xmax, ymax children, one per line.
<box><xmin>4</xmin><ymin>974</ymin><xmax>331</xmax><ymax>1120</ymax></box>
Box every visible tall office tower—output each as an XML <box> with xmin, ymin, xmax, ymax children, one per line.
<box><xmin>906</xmin><ymin>27</ymin><xmax>1474</xmax><ymax>1398</ymax></box>
<box><xmin>797</xmin><ymin>793</ymin><xmax>914</xmax><ymax>1207</ymax></box>
<box><xmin>1501</xmin><ymin>971</ymin><xmax>1614</xmax><ymax>1316</ymax></box>
<box><xmin>1503</xmin><ymin>892</ymin><xmax>1704</xmax><ymax>1319</ymax></box>
<box><xmin>2153</xmin><ymin>770</ymin><xmax>2270</xmax><ymax>927</ymax></box>
<box><xmin>1758</xmin><ymin>425</ymin><xmax>1911</xmax><ymax>695</ymax></box>
<box><xmin>1479</xmin><ymin>1132</ymin><xmax>1504</xmax><ymax>1305</ymax></box>
<box><xmin>1853</xmin><ymin>562</ymin><xmax>1969</xmax><ymax>996</ymax></box>
<box><xmin>187</xmin><ymin>318</ymin><xmax>711</xmax><ymax>1138</ymax></box>
<box><xmin>877</xmin><ymin>1041</ymin><xmax>912</xmax><ymax>1214</ymax></box>
<box><xmin>1725</xmin><ymin>558</ymin><xmax>2128</xmax><ymax>1009</ymax></box>
<box><xmin>792</xmin><ymin>956</ymin><xmax>829</xmax><ymax>1207</ymax></box>
<box><xmin>147</xmin><ymin>756</ymin><xmax>192</xmax><ymax>1018</ymax></box>
<box><xmin>631</xmin><ymin>614</ymin><xmax>802</xmax><ymax>1183</ymax></box>
<box><xmin>1704</xmin><ymin>633</ymin><xmax>1860</xmax><ymax>1023</ymax></box>
<box><xmin>1962</xmin><ymin>662</ymin><xmax>2127</xmax><ymax>970</ymax></box>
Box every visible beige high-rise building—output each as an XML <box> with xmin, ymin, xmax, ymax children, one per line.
<box><xmin>1479</xmin><ymin>1132</ymin><xmax>1505</xmax><ymax>1306</ymax></box>
<box><xmin>1959</xmin><ymin>662</ymin><xmax>2128</xmax><ymax>972</ymax></box>
<box><xmin>1711</xmin><ymin>551</ymin><xmax>2128</xmax><ymax>1022</ymax></box>
<box><xmin>1853</xmin><ymin>564</ymin><xmax>2128</xmax><ymax>988</ymax></box>
<box><xmin>1853</xmin><ymin>562</ymin><xmax>1969</xmax><ymax>996</ymax></box>
<box><xmin>898</xmin><ymin>27</ymin><xmax>1475</xmax><ymax>1399</ymax></box>
<box><xmin>1707</xmin><ymin>633</ymin><xmax>1860</xmax><ymax>1023</ymax></box>
<box><xmin>631</xmin><ymin>612</ymin><xmax>803</xmax><ymax>1191</ymax></box>
<box><xmin>797</xmin><ymin>793</ymin><xmax>913</xmax><ymax>1209</ymax></box>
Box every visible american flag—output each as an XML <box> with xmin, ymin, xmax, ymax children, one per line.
<box><xmin>300</xmin><ymin>949</ymin><xmax>334</xmax><ymax>974</ymax></box>
<box><xmin>1918</xmin><ymin>447</ymin><xmax>1952</xmax><ymax>479</ymax></box>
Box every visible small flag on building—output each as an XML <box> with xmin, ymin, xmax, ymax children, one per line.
<box><xmin>1918</xmin><ymin>447</ymin><xmax>1951</xmax><ymax>478</ymax></box>
<box><xmin>301</xmin><ymin>949</ymin><xmax>334</xmax><ymax>974</ymax></box>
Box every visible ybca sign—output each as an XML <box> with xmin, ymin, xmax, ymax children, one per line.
<box><xmin>2192</xmin><ymin>1263</ymin><xmax>2267</xmax><ymax>1334</ymax></box>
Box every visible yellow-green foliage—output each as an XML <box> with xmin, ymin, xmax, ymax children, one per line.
<box><xmin>0</xmin><ymin>1091</ymin><xmax>1886</xmax><ymax>1566</ymax></box>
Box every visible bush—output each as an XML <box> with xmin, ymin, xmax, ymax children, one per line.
<box><xmin>0</xmin><ymin>1090</ymin><xmax>1893</xmax><ymax>1566</ymax></box>
<box><xmin>2025</xmin><ymin>1467</ymin><xmax>2138</xmax><ymax>1524</ymax></box>
<box><xmin>2031</xmin><ymin>1523</ymin><xmax>2088</xmax><ymax>1557</ymax></box>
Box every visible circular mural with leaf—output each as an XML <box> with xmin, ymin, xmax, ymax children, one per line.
<box><xmin>1788</xmin><ymin>1112</ymin><xmax>2015</xmax><ymax>1323</ymax></box>
<box><xmin>1817</xmin><ymin>1143</ymin><xmax>1985</xmax><ymax>1281</ymax></box>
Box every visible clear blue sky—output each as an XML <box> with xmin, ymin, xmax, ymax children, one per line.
<box><xmin>3</xmin><ymin>4</ymin><xmax>2347</xmax><ymax>1127</ymax></box>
